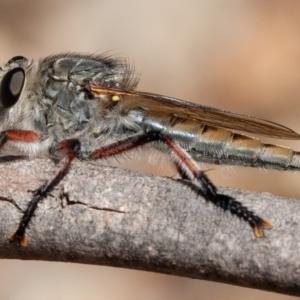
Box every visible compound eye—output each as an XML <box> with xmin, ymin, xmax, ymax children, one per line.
<box><xmin>0</xmin><ymin>67</ymin><xmax>25</xmax><ymax>108</ymax></box>
<box><xmin>6</xmin><ymin>56</ymin><xmax>27</xmax><ymax>66</ymax></box>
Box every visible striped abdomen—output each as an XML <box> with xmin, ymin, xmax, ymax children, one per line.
<box><xmin>140</xmin><ymin>112</ymin><xmax>300</xmax><ymax>171</ymax></box>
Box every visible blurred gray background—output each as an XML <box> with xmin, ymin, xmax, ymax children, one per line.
<box><xmin>0</xmin><ymin>1</ymin><xmax>299</xmax><ymax>299</ymax></box>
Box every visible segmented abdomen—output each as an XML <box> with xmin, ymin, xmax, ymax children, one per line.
<box><xmin>141</xmin><ymin>112</ymin><xmax>300</xmax><ymax>171</ymax></box>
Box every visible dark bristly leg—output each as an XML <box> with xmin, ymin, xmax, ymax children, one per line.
<box><xmin>163</xmin><ymin>136</ymin><xmax>273</xmax><ymax>237</ymax></box>
<box><xmin>9</xmin><ymin>139</ymin><xmax>80</xmax><ymax>246</ymax></box>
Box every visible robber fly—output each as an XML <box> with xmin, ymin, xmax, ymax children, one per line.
<box><xmin>2</xmin><ymin>53</ymin><xmax>299</xmax><ymax>246</ymax></box>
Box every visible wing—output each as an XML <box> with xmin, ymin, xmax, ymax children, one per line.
<box><xmin>89</xmin><ymin>83</ymin><xmax>300</xmax><ymax>140</ymax></box>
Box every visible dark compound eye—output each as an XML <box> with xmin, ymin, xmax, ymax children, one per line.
<box><xmin>0</xmin><ymin>67</ymin><xmax>25</xmax><ymax>108</ymax></box>
<box><xmin>6</xmin><ymin>56</ymin><xmax>27</xmax><ymax>66</ymax></box>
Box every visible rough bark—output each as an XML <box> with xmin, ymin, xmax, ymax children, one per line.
<box><xmin>0</xmin><ymin>158</ymin><xmax>299</xmax><ymax>296</ymax></box>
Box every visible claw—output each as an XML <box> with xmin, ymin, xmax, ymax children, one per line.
<box><xmin>253</xmin><ymin>219</ymin><xmax>273</xmax><ymax>238</ymax></box>
<box><xmin>8</xmin><ymin>232</ymin><xmax>28</xmax><ymax>247</ymax></box>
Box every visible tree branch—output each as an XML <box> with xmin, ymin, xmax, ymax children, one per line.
<box><xmin>0</xmin><ymin>158</ymin><xmax>299</xmax><ymax>296</ymax></box>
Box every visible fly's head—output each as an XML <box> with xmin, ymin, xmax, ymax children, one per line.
<box><xmin>0</xmin><ymin>53</ymin><xmax>141</xmax><ymax>144</ymax></box>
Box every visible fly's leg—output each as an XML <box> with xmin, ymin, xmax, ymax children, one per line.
<box><xmin>9</xmin><ymin>139</ymin><xmax>80</xmax><ymax>246</ymax></box>
<box><xmin>10</xmin><ymin>132</ymin><xmax>155</xmax><ymax>246</ymax></box>
<box><xmin>0</xmin><ymin>130</ymin><xmax>39</xmax><ymax>148</ymax></box>
<box><xmin>0</xmin><ymin>129</ymin><xmax>40</xmax><ymax>245</ymax></box>
<box><xmin>8</xmin><ymin>131</ymin><xmax>160</xmax><ymax>246</ymax></box>
<box><xmin>90</xmin><ymin>130</ymin><xmax>272</xmax><ymax>238</ymax></box>
<box><xmin>163</xmin><ymin>136</ymin><xmax>273</xmax><ymax>237</ymax></box>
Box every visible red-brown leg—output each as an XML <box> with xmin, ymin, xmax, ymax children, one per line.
<box><xmin>0</xmin><ymin>130</ymin><xmax>39</xmax><ymax>148</ymax></box>
<box><xmin>90</xmin><ymin>131</ymin><xmax>272</xmax><ymax>237</ymax></box>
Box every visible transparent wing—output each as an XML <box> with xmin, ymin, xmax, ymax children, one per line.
<box><xmin>90</xmin><ymin>83</ymin><xmax>300</xmax><ymax>140</ymax></box>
